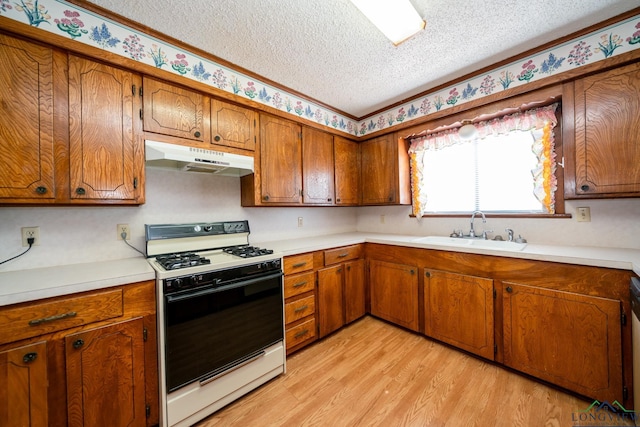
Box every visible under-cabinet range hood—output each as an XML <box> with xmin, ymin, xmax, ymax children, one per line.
<box><xmin>145</xmin><ymin>140</ymin><xmax>254</xmax><ymax>176</ymax></box>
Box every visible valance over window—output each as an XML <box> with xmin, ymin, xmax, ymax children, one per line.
<box><xmin>408</xmin><ymin>103</ymin><xmax>559</xmax><ymax>217</ymax></box>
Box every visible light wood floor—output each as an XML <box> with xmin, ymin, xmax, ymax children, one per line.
<box><xmin>196</xmin><ymin>316</ymin><xmax>624</xmax><ymax>426</ymax></box>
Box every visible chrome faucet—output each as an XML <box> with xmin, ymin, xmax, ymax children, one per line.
<box><xmin>469</xmin><ymin>210</ymin><xmax>486</xmax><ymax>238</ymax></box>
<box><xmin>505</xmin><ymin>228</ymin><xmax>514</xmax><ymax>242</ymax></box>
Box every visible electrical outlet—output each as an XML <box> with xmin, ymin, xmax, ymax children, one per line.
<box><xmin>576</xmin><ymin>207</ymin><xmax>591</xmax><ymax>222</ymax></box>
<box><xmin>297</xmin><ymin>217</ymin><xmax>303</xmax><ymax>228</ymax></box>
<box><xmin>118</xmin><ymin>224</ymin><xmax>130</xmax><ymax>240</ymax></box>
<box><xmin>21</xmin><ymin>226</ymin><xmax>40</xmax><ymax>247</ymax></box>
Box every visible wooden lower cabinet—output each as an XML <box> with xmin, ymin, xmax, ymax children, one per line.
<box><xmin>423</xmin><ymin>269</ymin><xmax>494</xmax><ymax>360</ymax></box>
<box><xmin>66</xmin><ymin>318</ymin><xmax>147</xmax><ymax>427</ymax></box>
<box><xmin>369</xmin><ymin>259</ymin><xmax>419</xmax><ymax>332</ymax></box>
<box><xmin>0</xmin><ymin>281</ymin><xmax>157</xmax><ymax>427</ymax></box>
<box><xmin>503</xmin><ymin>281</ymin><xmax>623</xmax><ymax>402</ymax></box>
<box><xmin>317</xmin><ymin>265</ymin><xmax>345</xmax><ymax>337</ymax></box>
<box><xmin>344</xmin><ymin>259</ymin><xmax>366</xmax><ymax>324</ymax></box>
<box><xmin>365</xmin><ymin>243</ymin><xmax>632</xmax><ymax>405</ymax></box>
<box><xmin>0</xmin><ymin>341</ymin><xmax>48</xmax><ymax>427</ymax></box>
<box><xmin>283</xmin><ymin>253</ymin><xmax>318</xmax><ymax>354</ymax></box>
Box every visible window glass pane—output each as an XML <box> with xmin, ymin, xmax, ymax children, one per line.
<box><xmin>422</xmin><ymin>142</ymin><xmax>475</xmax><ymax>212</ymax></box>
<box><xmin>420</xmin><ymin>129</ymin><xmax>545</xmax><ymax>213</ymax></box>
<box><xmin>477</xmin><ymin>131</ymin><xmax>543</xmax><ymax>212</ymax></box>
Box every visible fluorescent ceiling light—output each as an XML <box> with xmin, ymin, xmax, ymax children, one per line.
<box><xmin>350</xmin><ymin>0</ymin><xmax>426</xmax><ymax>45</ymax></box>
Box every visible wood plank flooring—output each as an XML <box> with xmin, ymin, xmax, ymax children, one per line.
<box><xmin>196</xmin><ymin>316</ymin><xmax>629</xmax><ymax>426</ymax></box>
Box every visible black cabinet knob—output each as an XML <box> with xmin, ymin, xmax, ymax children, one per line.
<box><xmin>506</xmin><ymin>286</ymin><xmax>513</xmax><ymax>293</ymax></box>
<box><xmin>214</xmin><ymin>135</ymin><xmax>221</xmax><ymax>142</ymax></box>
<box><xmin>22</xmin><ymin>352</ymin><xmax>38</xmax><ymax>363</ymax></box>
<box><xmin>35</xmin><ymin>186</ymin><xmax>47</xmax><ymax>194</ymax></box>
<box><xmin>75</xmin><ymin>187</ymin><xmax>86</xmax><ymax>195</ymax></box>
<box><xmin>73</xmin><ymin>339</ymin><xmax>84</xmax><ymax>349</ymax></box>
<box><xmin>263</xmin><ymin>195</ymin><xmax>270</xmax><ymax>201</ymax></box>
<box><xmin>194</xmin><ymin>131</ymin><xmax>201</xmax><ymax>138</ymax></box>
<box><xmin>580</xmin><ymin>184</ymin><xmax>590</xmax><ymax>192</ymax></box>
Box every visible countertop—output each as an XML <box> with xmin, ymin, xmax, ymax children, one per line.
<box><xmin>2</xmin><ymin>232</ymin><xmax>639</xmax><ymax>307</ymax></box>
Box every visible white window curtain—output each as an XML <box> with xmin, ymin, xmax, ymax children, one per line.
<box><xmin>408</xmin><ymin>103</ymin><xmax>559</xmax><ymax>217</ymax></box>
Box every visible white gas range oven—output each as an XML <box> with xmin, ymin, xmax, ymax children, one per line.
<box><xmin>146</xmin><ymin>220</ymin><xmax>285</xmax><ymax>427</ymax></box>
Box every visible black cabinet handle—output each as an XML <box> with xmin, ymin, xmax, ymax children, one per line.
<box><xmin>29</xmin><ymin>311</ymin><xmax>77</xmax><ymax>326</ymax></box>
<box><xmin>327</xmin><ymin>198</ymin><xmax>332</xmax><ymax>202</ymax></box>
<box><xmin>580</xmin><ymin>184</ymin><xmax>590</xmax><ymax>192</ymax></box>
<box><xmin>214</xmin><ymin>135</ymin><xmax>221</xmax><ymax>142</ymax></box>
<box><xmin>294</xmin><ymin>329</ymin><xmax>309</xmax><ymax>339</ymax></box>
<box><xmin>263</xmin><ymin>195</ymin><xmax>270</xmax><ymax>201</ymax></box>
<box><xmin>194</xmin><ymin>131</ymin><xmax>201</xmax><ymax>138</ymax></box>
<box><xmin>292</xmin><ymin>262</ymin><xmax>307</xmax><ymax>268</ymax></box>
<box><xmin>75</xmin><ymin>187</ymin><xmax>86</xmax><ymax>195</ymax></box>
<box><xmin>35</xmin><ymin>186</ymin><xmax>47</xmax><ymax>194</ymax></box>
<box><xmin>293</xmin><ymin>281</ymin><xmax>307</xmax><ymax>288</ymax></box>
<box><xmin>73</xmin><ymin>339</ymin><xmax>85</xmax><ymax>349</ymax></box>
<box><xmin>294</xmin><ymin>305</ymin><xmax>309</xmax><ymax>313</ymax></box>
<box><xmin>506</xmin><ymin>286</ymin><xmax>513</xmax><ymax>293</ymax></box>
<box><xmin>22</xmin><ymin>352</ymin><xmax>38</xmax><ymax>363</ymax></box>
<box><xmin>336</xmin><ymin>198</ymin><xmax>341</xmax><ymax>203</ymax></box>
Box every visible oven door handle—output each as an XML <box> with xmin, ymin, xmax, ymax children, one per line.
<box><xmin>165</xmin><ymin>271</ymin><xmax>283</xmax><ymax>303</ymax></box>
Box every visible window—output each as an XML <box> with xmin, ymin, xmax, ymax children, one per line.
<box><xmin>409</xmin><ymin>103</ymin><xmax>559</xmax><ymax>216</ymax></box>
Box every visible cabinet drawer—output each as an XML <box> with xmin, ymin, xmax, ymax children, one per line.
<box><xmin>0</xmin><ymin>289</ymin><xmax>123</xmax><ymax>344</ymax></box>
<box><xmin>284</xmin><ymin>253</ymin><xmax>314</xmax><ymax>275</ymax></box>
<box><xmin>284</xmin><ymin>271</ymin><xmax>315</xmax><ymax>298</ymax></box>
<box><xmin>285</xmin><ymin>295</ymin><xmax>315</xmax><ymax>325</ymax></box>
<box><xmin>286</xmin><ymin>318</ymin><xmax>316</xmax><ymax>350</ymax></box>
<box><xmin>324</xmin><ymin>245</ymin><xmax>362</xmax><ymax>265</ymax></box>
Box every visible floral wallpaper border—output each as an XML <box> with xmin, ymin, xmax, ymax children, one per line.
<box><xmin>1</xmin><ymin>0</ymin><xmax>639</xmax><ymax>137</ymax></box>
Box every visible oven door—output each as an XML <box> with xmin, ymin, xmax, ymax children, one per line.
<box><xmin>164</xmin><ymin>270</ymin><xmax>283</xmax><ymax>392</ymax></box>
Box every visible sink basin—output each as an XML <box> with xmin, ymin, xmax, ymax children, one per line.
<box><xmin>412</xmin><ymin>236</ymin><xmax>527</xmax><ymax>251</ymax></box>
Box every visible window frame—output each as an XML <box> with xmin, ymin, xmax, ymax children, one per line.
<box><xmin>403</xmin><ymin>91</ymin><xmax>568</xmax><ymax>219</ymax></box>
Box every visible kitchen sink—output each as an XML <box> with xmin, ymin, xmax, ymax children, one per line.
<box><xmin>412</xmin><ymin>235</ymin><xmax>527</xmax><ymax>251</ymax></box>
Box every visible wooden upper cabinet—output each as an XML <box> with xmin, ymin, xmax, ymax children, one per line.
<box><xmin>0</xmin><ymin>341</ymin><xmax>48</xmax><ymax>427</ymax></box>
<box><xmin>571</xmin><ymin>61</ymin><xmax>640</xmax><ymax>197</ymax></box>
<box><xmin>142</xmin><ymin>77</ymin><xmax>210</xmax><ymax>143</ymax></box>
<box><xmin>423</xmin><ymin>269</ymin><xmax>494</xmax><ymax>360</ymax></box>
<box><xmin>211</xmin><ymin>99</ymin><xmax>256</xmax><ymax>151</ymax></box>
<box><xmin>334</xmin><ymin>136</ymin><xmax>360</xmax><ymax>205</ymax></box>
<box><xmin>259</xmin><ymin>113</ymin><xmax>303</xmax><ymax>204</ymax></box>
<box><xmin>360</xmin><ymin>134</ymin><xmax>411</xmax><ymax>205</ymax></box>
<box><xmin>503</xmin><ymin>282</ymin><xmax>623</xmax><ymax>402</ymax></box>
<box><xmin>68</xmin><ymin>56</ymin><xmax>144</xmax><ymax>203</ymax></box>
<box><xmin>302</xmin><ymin>127</ymin><xmax>334</xmax><ymax>205</ymax></box>
<box><xmin>0</xmin><ymin>34</ymin><xmax>56</xmax><ymax>202</ymax></box>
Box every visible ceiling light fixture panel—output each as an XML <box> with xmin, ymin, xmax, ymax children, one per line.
<box><xmin>350</xmin><ymin>0</ymin><xmax>426</xmax><ymax>45</ymax></box>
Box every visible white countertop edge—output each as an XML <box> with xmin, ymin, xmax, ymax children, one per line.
<box><xmin>2</xmin><ymin>233</ymin><xmax>638</xmax><ymax>307</ymax></box>
<box><xmin>0</xmin><ymin>257</ymin><xmax>155</xmax><ymax>306</ymax></box>
<box><xmin>258</xmin><ymin>232</ymin><xmax>640</xmax><ymax>276</ymax></box>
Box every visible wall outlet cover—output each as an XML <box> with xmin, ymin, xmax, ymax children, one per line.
<box><xmin>21</xmin><ymin>226</ymin><xmax>40</xmax><ymax>246</ymax></box>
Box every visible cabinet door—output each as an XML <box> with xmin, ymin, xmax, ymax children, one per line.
<box><xmin>302</xmin><ymin>127</ymin><xmax>335</xmax><ymax>205</ymax></box>
<box><xmin>344</xmin><ymin>259</ymin><xmax>366</xmax><ymax>324</ymax></box>
<box><xmin>143</xmin><ymin>77</ymin><xmax>209</xmax><ymax>143</ymax></box>
<box><xmin>317</xmin><ymin>264</ymin><xmax>344</xmax><ymax>337</ymax></box>
<box><xmin>334</xmin><ymin>136</ymin><xmax>360</xmax><ymax>205</ymax></box>
<box><xmin>503</xmin><ymin>282</ymin><xmax>622</xmax><ymax>401</ymax></box>
<box><xmin>0</xmin><ymin>34</ymin><xmax>55</xmax><ymax>201</ymax></box>
<box><xmin>211</xmin><ymin>99</ymin><xmax>256</xmax><ymax>151</ymax></box>
<box><xmin>573</xmin><ymin>62</ymin><xmax>640</xmax><ymax>196</ymax></box>
<box><xmin>259</xmin><ymin>114</ymin><xmax>302</xmax><ymax>204</ymax></box>
<box><xmin>361</xmin><ymin>135</ymin><xmax>396</xmax><ymax>204</ymax></box>
<box><xmin>369</xmin><ymin>260</ymin><xmax>419</xmax><ymax>331</ymax></box>
<box><xmin>0</xmin><ymin>341</ymin><xmax>48</xmax><ymax>427</ymax></box>
<box><xmin>66</xmin><ymin>317</ymin><xmax>146</xmax><ymax>427</ymax></box>
<box><xmin>424</xmin><ymin>270</ymin><xmax>494</xmax><ymax>360</ymax></box>
<box><xmin>68</xmin><ymin>56</ymin><xmax>143</xmax><ymax>202</ymax></box>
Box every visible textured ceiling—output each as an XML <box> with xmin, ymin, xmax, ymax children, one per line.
<box><xmin>87</xmin><ymin>0</ymin><xmax>639</xmax><ymax>117</ymax></box>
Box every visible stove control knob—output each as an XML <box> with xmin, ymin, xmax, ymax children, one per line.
<box><xmin>171</xmin><ymin>278</ymin><xmax>184</xmax><ymax>289</ymax></box>
<box><xmin>194</xmin><ymin>225</ymin><xmax>201</xmax><ymax>232</ymax></box>
<box><xmin>203</xmin><ymin>225</ymin><xmax>212</xmax><ymax>232</ymax></box>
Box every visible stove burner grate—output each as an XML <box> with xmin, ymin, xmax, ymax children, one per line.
<box><xmin>156</xmin><ymin>253</ymin><xmax>211</xmax><ymax>270</ymax></box>
<box><xmin>224</xmin><ymin>246</ymin><xmax>274</xmax><ymax>258</ymax></box>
